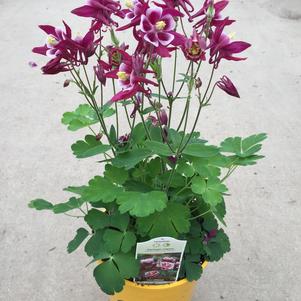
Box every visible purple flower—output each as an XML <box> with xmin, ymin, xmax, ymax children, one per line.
<box><xmin>217</xmin><ymin>76</ymin><xmax>240</xmax><ymax>98</ymax></box>
<box><xmin>209</xmin><ymin>18</ymin><xmax>251</xmax><ymax>67</ymax></box>
<box><xmin>192</xmin><ymin>0</ymin><xmax>234</xmax><ymax>29</ymax></box>
<box><xmin>71</xmin><ymin>0</ymin><xmax>121</xmax><ymax>30</ymax></box>
<box><xmin>105</xmin><ymin>50</ymin><xmax>157</xmax><ymax>101</ymax></box>
<box><xmin>94</xmin><ymin>60</ymin><xmax>110</xmax><ymax>85</ymax></box>
<box><xmin>32</xmin><ymin>22</ymin><xmax>72</xmax><ymax>59</ymax></box>
<box><xmin>41</xmin><ymin>57</ymin><xmax>69</xmax><ymax>75</ymax></box>
<box><xmin>181</xmin><ymin>29</ymin><xmax>206</xmax><ymax>62</ymax></box>
<box><xmin>140</xmin><ymin>7</ymin><xmax>176</xmax><ymax>48</ymax></box>
<box><xmin>155</xmin><ymin>0</ymin><xmax>194</xmax><ymax>18</ymax></box>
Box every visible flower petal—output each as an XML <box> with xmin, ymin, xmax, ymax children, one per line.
<box><xmin>140</xmin><ymin>15</ymin><xmax>153</xmax><ymax>32</ymax></box>
<box><xmin>157</xmin><ymin>32</ymin><xmax>174</xmax><ymax>46</ymax></box>
<box><xmin>161</xmin><ymin>14</ymin><xmax>176</xmax><ymax>31</ymax></box>
<box><xmin>144</xmin><ymin>32</ymin><xmax>159</xmax><ymax>47</ymax></box>
<box><xmin>146</xmin><ymin>7</ymin><xmax>162</xmax><ymax>24</ymax></box>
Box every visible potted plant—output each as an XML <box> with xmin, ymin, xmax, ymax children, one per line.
<box><xmin>29</xmin><ymin>0</ymin><xmax>267</xmax><ymax>300</ymax></box>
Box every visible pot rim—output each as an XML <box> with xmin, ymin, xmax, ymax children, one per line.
<box><xmin>124</xmin><ymin>261</ymin><xmax>208</xmax><ymax>290</ymax></box>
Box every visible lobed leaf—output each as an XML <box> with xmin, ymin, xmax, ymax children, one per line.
<box><xmin>71</xmin><ymin>135</ymin><xmax>111</xmax><ymax>158</ymax></box>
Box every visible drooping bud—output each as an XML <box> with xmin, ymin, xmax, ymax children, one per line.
<box><xmin>195</xmin><ymin>77</ymin><xmax>202</xmax><ymax>89</ymax></box>
<box><xmin>63</xmin><ymin>79</ymin><xmax>71</xmax><ymax>88</ymax></box>
<box><xmin>159</xmin><ymin>109</ymin><xmax>168</xmax><ymax>126</ymax></box>
<box><xmin>95</xmin><ymin>133</ymin><xmax>103</xmax><ymax>141</ymax></box>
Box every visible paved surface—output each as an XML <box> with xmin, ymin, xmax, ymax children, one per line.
<box><xmin>0</xmin><ymin>0</ymin><xmax>301</xmax><ymax>300</ymax></box>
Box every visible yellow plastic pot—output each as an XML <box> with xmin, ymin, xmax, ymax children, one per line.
<box><xmin>109</xmin><ymin>261</ymin><xmax>208</xmax><ymax>301</ymax></box>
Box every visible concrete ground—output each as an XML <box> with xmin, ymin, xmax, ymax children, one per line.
<box><xmin>0</xmin><ymin>0</ymin><xmax>301</xmax><ymax>300</ymax></box>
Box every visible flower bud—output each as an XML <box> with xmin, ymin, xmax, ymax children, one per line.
<box><xmin>195</xmin><ymin>77</ymin><xmax>202</xmax><ymax>89</ymax></box>
<box><xmin>63</xmin><ymin>79</ymin><xmax>71</xmax><ymax>88</ymax></box>
<box><xmin>95</xmin><ymin>133</ymin><xmax>103</xmax><ymax>141</ymax></box>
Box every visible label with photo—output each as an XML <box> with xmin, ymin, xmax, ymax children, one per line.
<box><xmin>135</xmin><ymin>237</ymin><xmax>187</xmax><ymax>284</ymax></box>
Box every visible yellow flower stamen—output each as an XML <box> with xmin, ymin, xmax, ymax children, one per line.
<box><xmin>125</xmin><ymin>0</ymin><xmax>134</xmax><ymax>9</ymax></box>
<box><xmin>46</xmin><ymin>35</ymin><xmax>58</xmax><ymax>47</ymax></box>
<box><xmin>228</xmin><ymin>32</ymin><xmax>236</xmax><ymax>40</ymax></box>
<box><xmin>155</xmin><ymin>20</ymin><xmax>166</xmax><ymax>31</ymax></box>
<box><xmin>117</xmin><ymin>71</ymin><xmax>129</xmax><ymax>81</ymax></box>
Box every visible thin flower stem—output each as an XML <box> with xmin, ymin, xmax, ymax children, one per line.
<box><xmin>70</xmin><ymin>67</ymin><xmax>115</xmax><ymax>153</ymax></box>
<box><xmin>173</xmin><ymin>61</ymin><xmax>192</xmax><ymax>100</ymax></box>
<box><xmin>112</xmin><ymin>79</ymin><xmax>119</xmax><ymax>138</ymax></box>
<box><xmin>138</xmin><ymin>109</ymin><xmax>151</xmax><ymax>140</ymax></box>
<box><xmin>222</xmin><ymin>166</ymin><xmax>238</xmax><ymax>182</ymax></box>
<box><xmin>146</xmin><ymin>96</ymin><xmax>175</xmax><ymax>153</ymax></box>
<box><xmin>189</xmin><ymin>209</ymin><xmax>211</xmax><ymax>220</ymax></box>
<box><xmin>172</xmin><ymin>50</ymin><xmax>178</xmax><ymax>93</ymax></box>
<box><xmin>124</xmin><ymin>105</ymin><xmax>132</xmax><ymax>129</ymax></box>
<box><xmin>88</xmin><ymin>126</ymin><xmax>97</xmax><ymax>135</ymax></box>
<box><xmin>64</xmin><ymin>213</ymin><xmax>84</xmax><ymax>218</ymax></box>
<box><xmin>179</xmin><ymin>65</ymin><xmax>216</xmax><ymax>152</ymax></box>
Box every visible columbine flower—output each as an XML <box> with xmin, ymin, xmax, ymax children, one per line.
<box><xmin>155</xmin><ymin>0</ymin><xmax>194</xmax><ymax>18</ymax></box>
<box><xmin>65</xmin><ymin>31</ymin><xmax>99</xmax><ymax>65</ymax></box>
<box><xmin>140</xmin><ymin>7</ymin><xmax>176</xmax><ymax>48</ymax></box>
<box><xmin>181</xmin><ymin>29</ymin><xmax>206</xmax><ymax>62</ymax></box>
<box><xmin>192</xmin><ymin>0</ymin><xmax>234</xmax><ymax>29</ymax></box>
<box><xmin>106</xmin><ymin>51</ymin><xmax>158</xmax><ymax>101</ymax></box>
<box><xmin>71</xmin><ymin>0</ymin><xmax>121</xmax><ymax>30</ymax></box>
<box><xmin>41</xmin><ymin>57</ymin><xmax>69</xmax><ymax>74</ymax></box>
<box><xmin>32</xmin><ymin>22</ymin><xmax>72</xmax><ymax>59</ymax></box>
<box><xmin>94</xmin><ymin>60</ymin><xmax>110</xmax><ymax>85</ymax></box>
<box><xmin>117</xmin><ymin>0</ymin><xmax>149</xmax><ymax>30</ymax></box>
<box><xmin>217</xmin><ymin>76</ymin><xmax>240</xmax><ymax>98</ymax></box>
<box><xmin>209</xmin><ymin>18</ymin><xmax>251</xmax><ymax>67</ymax></box>
<box><xmin>137</xmin><ymin>6</ymin><xmax>185</xmax><ymax>57</ymax></box>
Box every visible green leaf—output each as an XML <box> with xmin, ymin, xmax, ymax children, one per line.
<box><xmin>176</xmin><ymin>160</ymin><xmax>195</xmax><ymax>177</ymax></box>
<box><xmin>103</xmin><ymin>229</ymin><xmax>136</xmax><ymax>253</ymax></box>
<box><xmin>112</xmin><ymin>149</ymin><xmax>152</xmax><ymax>170</ymax></box>
<box><xmin>230</xmin><ymin>155</ymin><xmax>265</xmax><ymax>166</ymax></box>
<box><xmin>220</xmin><ymin>133</ymin><xmax>267</xmax><ymax>158</ymax></box>
<box><xmin>191</xmin><ymin>177</ymin><xmax>227</xmax><ymax>207</ymax></box>
<box><xmin>82</xmin><ymin>176</ymin><xmax>123</xmax><ymax>203</ymax></box>
<box><xmin>28</xmin><ymin>199</ymin><xmax>53</xmax><ymax>210</ymax></box>
<box><xmin>61</xmin><ymin>104</ymin><xmax>115</xmax><ymax>131</ymax></box>
<box><xmin>131</xmin><ymin>123</ymin><xmax>147</xmax><ymax>144</ymax></box>
<box><xmin>137</xmin><ymin>203</ymin><xmax>190</xmax><ymax>238</ymax></box>
<box><xmin>93</xmin><ymin>253</ymin><xmax>139</xmax><ymax>295</ymax></box>
<box><xmin>62</xmin><ymin>104</ymin><xmax>98</xmax><ymax>131</ymax></box>
<box><xmin>204</xmin><ymin>229</ymin><xmax>230</xmax><ymax>261</ymax></box>
<box><xmin>191</xmin><ymin>158</ymin><xmax>221</xmax><ymax>178</ymax></box>
<box><xmin>157</xmin><ymin>171</ymin><xmax>186</xmax><ymax>188</ymax></box>
<box><xmin>117</xmin><ymin>191</ymin><xmax>167</xmax><ymax>217</ymax></box>
<box><xmin>67</xmin><ymin>228</ymin><xmax>89</xmax><ymax>253</ymax></box>
<box><xmin>183</xmin><ymin>143</ymin><xmax>219</xmax><ymax>157</ymax></box>
<box><xmin>104</xmin><ymin>164</ymin><xmax>128</xmax><ymax>185</ymax></box>
<box><xmin>212</xmin><ymin>200</ymin><xmax>226</xmax><ymax>226</ymax></box>
<box><xmin>64</xmin><ymin>186</ymin><xmax>87</xmax><ymax>195</ymax></box>
<box><xmin>85</xmin><ymin>230</ymin><xmax>110</xmax><ymax>258</ymax></box>
<box><xmin>53</xmin><ymin>197</ymin><xmax>85</xmax><ymax>214</ymax></box>
<box><xmin>145</xmin><ymin>141</ymin><xmax>174</xmax><ymax>156</ymax></box>
<box><xmin>191</xmin><ymin>177</ymin><xmax>206</xmax><ymax>194</ymax></box>
<box><xmin>71</xmin><ymin>135</ymin><xmax>111</xmax><ymax>158</ymax></box>
<box><xmin>84</xmin><ymin>209</ymin><xmax>110</xmax><ymax>230</ymax></box>
<box><xmin>94</xmin><ymin>260</ymin><xmax>124</xmax><ymax>295</ymax></box>
<box><xmin>184</xmin><ymin>255</ymin><xmax>203</xmax><ymax>281</ymax></box>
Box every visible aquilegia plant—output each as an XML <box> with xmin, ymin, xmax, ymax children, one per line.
<box><xmin>29</xmin><ymin>0</ymin><xmax>267</xmax><ymax>295</ymax></box>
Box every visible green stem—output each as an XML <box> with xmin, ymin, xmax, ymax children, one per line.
<box><xmin>189</xmin><ymin>209</ymin><xmax>211</xmax><ymax>220</ymax></box>
<box><xmin>112</xmin><ymin>79</ymin><xmax>119</xmax><ymax>138</ymax></box>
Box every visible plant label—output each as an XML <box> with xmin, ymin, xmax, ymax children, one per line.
<box><xmin>135</xmin><ymin>237</ymin><xmax>187</xmax><ymax>284</ymax></box>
